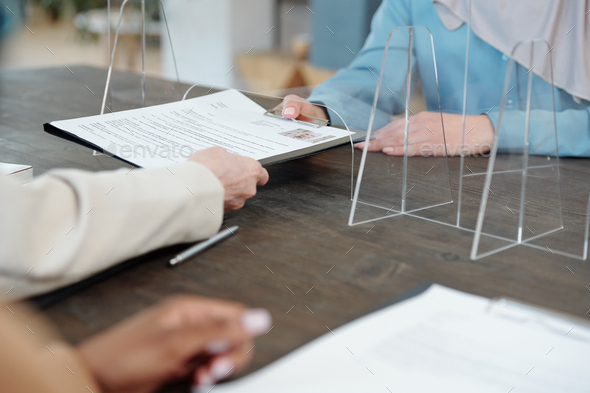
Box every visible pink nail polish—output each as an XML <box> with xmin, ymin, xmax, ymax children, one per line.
<box><xmin>205</xmin><ymin>341</ymin><xmax>231</xmax><ymax>354</ymax></box>
<box><xmin>209</xmin><ymin>358</ymin><xmax>234</xmax><ymax>381</ymax></box>
<box><xmin>283</xmin><ymin>107</ymin><xmax>296</xmax><ymax>117</ymax></box>
<box><xmin>242</xmin><ymin>309</ymin><xmax>272</xmax><ymax>335</ymax></box>
<box><xmin>198</xmin><ymin>372</ymin><xmax>215</xmax><ymax>387</ymax></box>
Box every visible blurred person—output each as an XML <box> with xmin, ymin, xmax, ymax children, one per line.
<box><xmin>1</xmin><ymin>295</ymin><xmax>272</xmax><ymax>392</ymax></box>
<box><xmin>279</xmin><ymin>0</ymin><xmax>590</xmax><ymax>157</ymax></box>
<box><xmin>0</xmin><ymin>147</ymin><xmax>270</xmax><ymax>391</ymax></box>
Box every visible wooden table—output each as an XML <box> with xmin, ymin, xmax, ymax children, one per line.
<box><xmin>1</xmin><ymin>66</ymin><xmax>589</xmax><ymax>392</ymax></box>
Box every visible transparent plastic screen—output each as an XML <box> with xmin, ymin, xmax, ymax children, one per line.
<box><xmin>472</xmin><ymin>40</ymin><xmax>566</xmax><ymax>259</ymax></box>
<box><xmin>349</xmin><ymin>26</ymin><xmax>452</xmax><ymax>226</ymax></box>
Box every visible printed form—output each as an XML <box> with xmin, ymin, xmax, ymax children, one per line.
<box><xmin>195</xmin><ymin>285</ymin><xmax>590</xmax><ymax>393</ymax></box>
<box><xmin>49</xmin><ymin>90</ymin><xmax>352</xmax><ymax>167</ymax></box>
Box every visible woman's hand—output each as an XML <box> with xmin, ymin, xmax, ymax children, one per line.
<box><xmin>278</xmin><ymin>95</ymin><xmax>330</xmax><ymax>123</ymax></box>
<box><xmin>77</xmin><ymin>296</ymin><xmax>272</xmax><ymax>393</ymax></box>
<box><xmin>354</xmin><ymin>112</ymin><xmax>495</xmax><ymax>157</ymax></box>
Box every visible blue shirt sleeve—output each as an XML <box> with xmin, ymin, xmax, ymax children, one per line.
<box><xmin>488</xmin><ymin>106</ymin><xmax>590</xmax><ymax>157</ymax></box>
<box><xmin>307</xmin><ymin>0</ymin><xmax>412</xmax><ymax>132</ymax></box>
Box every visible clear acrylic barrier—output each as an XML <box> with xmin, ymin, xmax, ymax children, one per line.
<box><xmin>101</xmin><ymin>0</ymin><xmax>181</xmax><ymax>115</ymax></box>
<box><xmin>93</xmin><ymin>0</ymin><xmax>190</xmax><ymax>156</ymax></box>
<box><xmin>345</xmin><ymin>15</ymin><xmax>587</xmax><ymax>260</ymax></box>
<box><xmin>471</xmin><ymin>39</ymin><xmax>588</xmax><ymax>260</ymax></box>
<box><xmin>349</xmin><ymin>26</ymin><xmax>453</xmax><ymax>226</ymax></box>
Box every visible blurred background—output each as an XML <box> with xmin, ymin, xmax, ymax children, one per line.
<box><xmin>0</xmin><ymin>0</ymin><xmax>381</xmax><ymax>97</ymax></box>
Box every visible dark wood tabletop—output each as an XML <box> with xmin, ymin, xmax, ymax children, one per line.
<box><xmin>1</xmin><ymin>66</ymin><xmax>589</xmax><ymax>392</ymax></box>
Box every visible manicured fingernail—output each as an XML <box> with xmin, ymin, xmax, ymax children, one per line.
<box><xmin>383</xmin><ymin>147</ymin><xmax>394</xmax><ymax>153</ymax></box>
<box><xmin>199</xmin><ymin>372</ymin><xmax>215</xmax><ymax>386</ymax></box>
<box><xmin>283</xmin><ymin>107</ymin><xmax>296</xmax><ymax>117</ymax></box>
<box><xmin>209</xmin><ymin>358</ymin><xmax>234</xmax><ymax>381</ymax></box>
<box><xmin>205</xmin><ymin>340</ymin><xmax>231</xmax><ymax>354</ymax></box>
<box><xmin>242</xmin><ymin>308</ymin><xmax>272</xmax><ymax>335</ymax></box>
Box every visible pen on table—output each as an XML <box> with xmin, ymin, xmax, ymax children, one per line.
<box><xmin>169</xmin><ymin>226</ymin><xmax>239</xmax><ymax>267</ymax></box>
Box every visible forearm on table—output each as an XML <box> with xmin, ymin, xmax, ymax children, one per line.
<box><xmin>488</xmin><ymin>107</ymin><xmax>590</xmax><ymax>157</ymax></box>
<box><xmin>0</xmin><ymin>305</ymin><xmax>101</xmax><ymax>393</ymax></box>
<box><xmin>0</xmin><ymin>161</ymin><xmax>224</xmax><ymax>297</ymax></box>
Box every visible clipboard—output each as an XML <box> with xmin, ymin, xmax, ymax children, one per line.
<box><xmin>43</xmin><ymin>89</ymin><xmax>363</xmax><ymax>167</ymax></box>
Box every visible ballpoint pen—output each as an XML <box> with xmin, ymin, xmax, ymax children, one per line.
<box><xmin>169</xmin><ymin>226</ymin><xmax>239</xmax><ymax>266</ymax></box>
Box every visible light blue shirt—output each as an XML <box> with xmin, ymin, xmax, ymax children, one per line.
<box><xmin>308</xmin><ymin>0</ymin><xmax>590</xmax><ymax>157</ymax></box>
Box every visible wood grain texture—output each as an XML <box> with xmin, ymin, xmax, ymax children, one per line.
<box><xmin>1</xmin><ymin>66</ymin><xmax>589</xmax><ymax>392</ymax></box>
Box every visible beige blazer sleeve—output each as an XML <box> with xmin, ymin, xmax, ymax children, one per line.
<box><xmin>0</xmin><ymin>162</ymin><xmax>224</xmax><ymax>299</ymax></box>
<box><xmin>0</xmin><ymin>303</ymin><xmax>101</xmax><ymax>393</ymax></box>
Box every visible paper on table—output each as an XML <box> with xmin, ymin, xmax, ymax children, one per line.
<box><xmin>196</xmin><ymin>285</ymin><xmax>590</xmax><ymax>393</ymax></box>
<box><xmin>49</xmin><ymin>90</ymin><xmax>353</xmax><ymax>168</ymax></box>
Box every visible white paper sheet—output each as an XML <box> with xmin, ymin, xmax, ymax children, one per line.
<box><xmin>197</xmin><ymin>285</ymin><xmax>590</xmax><ymax>393</ymax></box>
<box><xmin>50</xmin><ymin>90</ymin><xmax>352</xmax><ymax>168</ymax></box>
